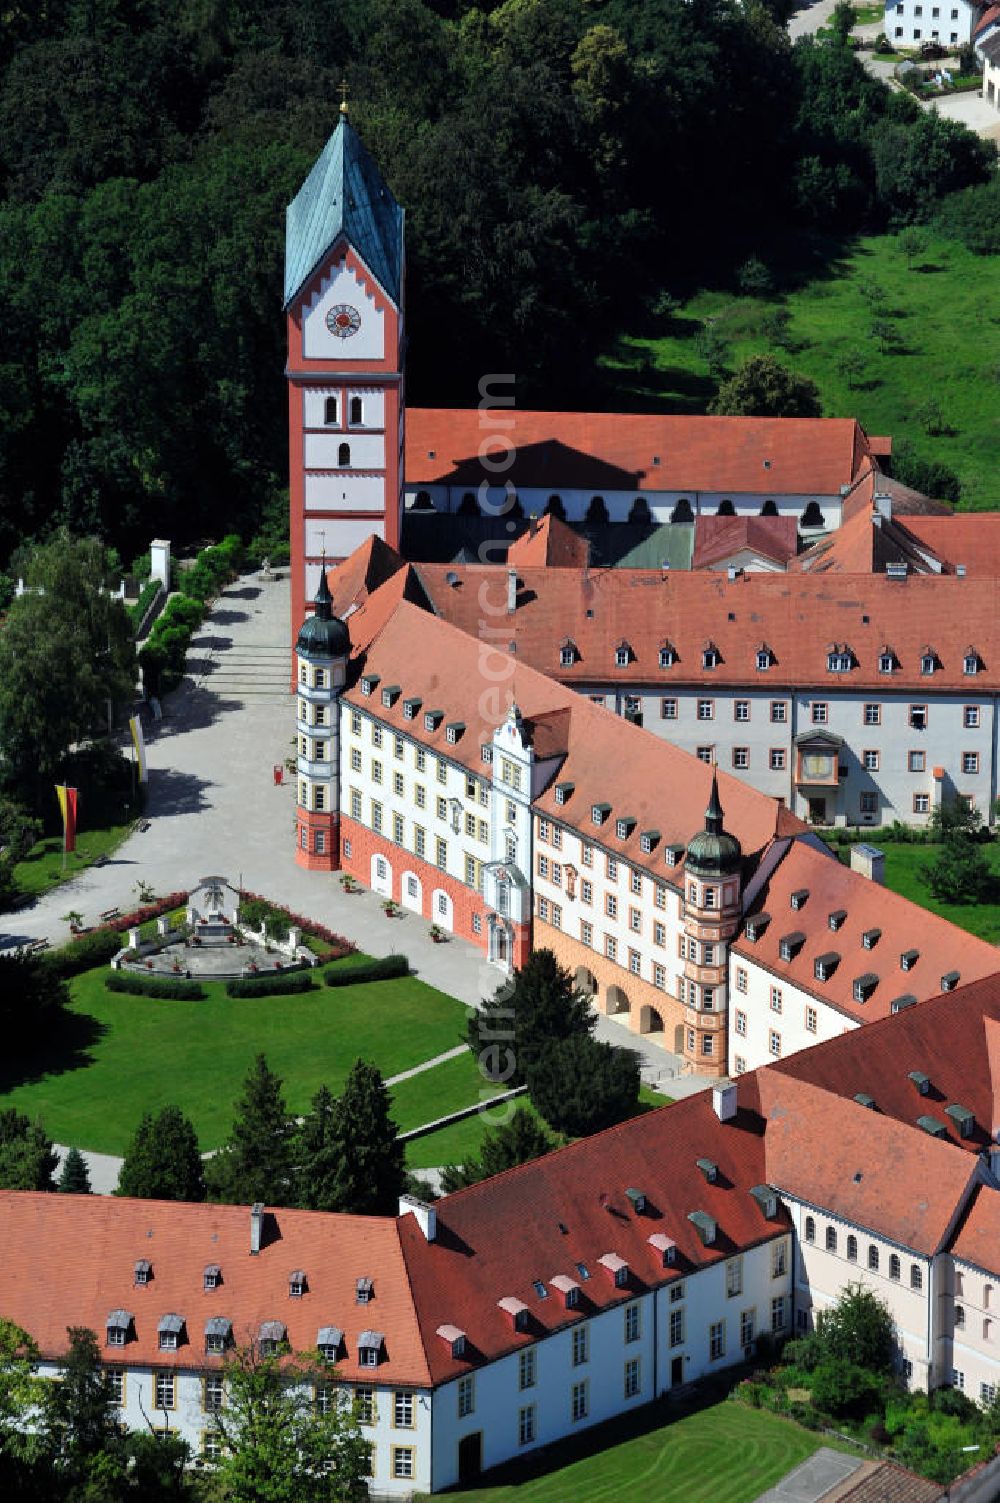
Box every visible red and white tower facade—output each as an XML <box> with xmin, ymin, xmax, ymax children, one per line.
<box><xmin>294</xmin><ymin>565</ymin><xmax>349</xmax><ymax>870</ymax></box>
<box><xmin>284</xmin><ymin>102</ymin><xmax>405</xmax><ymax>651</ymax></box>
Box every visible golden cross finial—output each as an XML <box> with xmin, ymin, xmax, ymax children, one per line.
<box><xmin>338</xmin><ymin>78</ymin><xmax>350</xmax><ymax>116</ymax></box>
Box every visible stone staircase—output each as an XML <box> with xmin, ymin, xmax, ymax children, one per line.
<box><xmin>194</xmin><ymin>642</ymin><xmax>293</xmax><ymax>701</ymax></box>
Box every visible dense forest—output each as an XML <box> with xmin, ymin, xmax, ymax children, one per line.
<box><xmin>0</xmin><ymin>0</ymin><xmax>995</xmax><ymax>563</ymax></box>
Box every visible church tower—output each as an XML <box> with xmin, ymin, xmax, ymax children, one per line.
<box><xmin>680</xmin><ymin>773</ymin><xmax>742</xmax><ymax>1078</ymax></box>
<box><xmin>294</xmin><ymin>566</ymin><xmax>350</xmax><ymax>870</ymax></box>
<box><xmin>284</xmin><ymin>101</ymin><xmax>405</xmax><ymax>653</ymax></box>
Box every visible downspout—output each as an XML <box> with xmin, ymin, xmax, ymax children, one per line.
<box><xmin>653</xmin><ymin>1284</ymin><xmax>659</xmax><ymax>1398</ymax></box>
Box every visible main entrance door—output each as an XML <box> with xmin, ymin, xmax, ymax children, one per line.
<box><xmin>458</xmin><ymin>1432</ymin><xmax>483</xmax><ymax>1482</ymax></box>
<box><xmin>671</xmin><ymin>1355</ymin><xmax>684</xmax><ymax>1387</ymax></box>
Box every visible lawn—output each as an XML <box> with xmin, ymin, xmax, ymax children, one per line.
<box><xmin>416</xmin><ymin>1396</ymin><xmax>853</xmax><ymax>1503</ymax></box>
<box><xmin>830</xmin><ymin>838</ymin><xmax>1000</xmax><ymax>944</ymax></box>
<box><xmin>607</xmin><ymin>230</ymin><xmax>1000</xmax><ymax>508</ymax></box>
<box><xmin>390</xmin><ymin>1050</ymin><xmax>507</xmax><ymax>1136</ymax></box>
<box><xmin>12</xmin><ymin>822</ymin><xmax>134</xmax><ymax>899</ymax></box>
<box><xmin>0</xmin><ymin>968</ymin><xmax>474</xmax><ymax>1154</ymax></box>
<box><xmin>404</xmin><ymin>1086</ymin><xmax>673</xmax><ymax>1170</ymax></box>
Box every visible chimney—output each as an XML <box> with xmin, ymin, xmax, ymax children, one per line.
<box><xmin>850</xmin><ymin>843</ymin><xmax>884</xmax><ymax>885</ymax></box>
<box><xmin>529</xmin><ymin>514</ymin><xmax>539</xmax><ymax>537</ymax></box>
<box><xmin>507</xmin><ymin>568</ymin><xmax>517</xmax><ymax>614</ymax></box>
<box><xmin>874</xmin><ymin>491</ymin><xmax>892</xmax><ymax>520</ymax></box>
<box><xmin>399</xmin><ymin>1194</ymin><xmax>437</xmax><ymax>1242</ymax></box>
<box><xmin>250</xmin><ymin>1202</ymin><xmax>264</xmax><ymax>1256</ymax></box>
<box><xmin>712</xmin><ymin>1082</ymin><xmax>737</xmax><ymax>1122</ymax></box>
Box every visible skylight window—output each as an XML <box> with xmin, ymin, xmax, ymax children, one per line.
<box><xmin>532</xmin><ymin>1280</ymin><xmax>548</xmax><ymax>1299</ymax></box>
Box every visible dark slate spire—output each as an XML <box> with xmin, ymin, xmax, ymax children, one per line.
<box><xmin>686</xmin><ymin>770</ymin><xmax>742</xmax><ymax>878</ymax></box>
<box><xmin>295</xmin><ymin>564</ymin><xmax>349</xmax><ymax>660</ymax></box>
<box><xmin>284</xmin><ymin>113</ymin><xmax>404</xmax><ymax>309</ymax></box>
<box><xmin>705</xmin><ymin>771</ymin><xmax>724</xmax><ymax>836</ymax></box>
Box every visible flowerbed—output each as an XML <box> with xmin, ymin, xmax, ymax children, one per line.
<box><xmin>237</xmin><ymin>889</ymin><xmax>355</xmax><ymax>962</ymax></box>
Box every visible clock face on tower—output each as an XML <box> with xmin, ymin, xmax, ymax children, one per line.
<box><xmin>326</xmin><ymin>303</ymin><xmax>361</xmax><ymax>339</ymax></box>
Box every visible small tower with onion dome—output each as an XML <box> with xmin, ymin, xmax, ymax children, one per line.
<box><xmin>294</xmin><ymin>565</ymin><xmax>349</xmax><ymax>870</ymax></box>
<box><xmin>680</xmin><ymin>772</ymin><xmax>743</xmax><ymax>1077</ymax></box>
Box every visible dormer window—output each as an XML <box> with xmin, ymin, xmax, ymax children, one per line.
<box><xmin>106</xmin><ymin>1312</ymin><xmax>132</xmax><ymax>1348</ymax></box>
<box><xmin>402</xmin><ymin>697</ymin><xmax>421</xmax><ymax>721</ymax></box>
<box><xmin>827</xmin><ymin>647</ymin><xmax>853</xmax><ymax>673</ymax></box>
<box><xmin>158</xmin><ymin>1315</ymin><xmax>184</xmax><ymax>1351</ymax></box>
<box><xmin>423</xmin><ymin>709</ymin><xmax>442</xmax><ymax>733</ymax></box>
<box><xmin>560</xmin><ymin>641</ymin><xmax>577</xmax><ymax>668</ymax></box>
<box><xmin>790</xmin><ymin>889</ymin><xmax>808</xmax><ymax>912</ymax></box>
<box><xmin>828</xmin><ymin>909</ymin><xmax>846</xmax><ymax>932</ymax></box>
<box><xmin>380</xmin><ymin>684</ymin><xmax>398</xmax><ymax>708</ymax></box>
<box><xmin>702</xmin><ymin>645</ymin><xmax>719</xmax><ymax>670</ymax></box>
<box><xmin>205</xmin><ymin>1318</ymin><xmax>232</xmax><ymax>1355</ymax></box>
<box><xmin>435</xmin><ymin>1324</ymin><xmax>466</xmax><ymax>1358</ymax></box>
<box><xmin>203</xmin><ymin>1265</ymin><xmax>221</xmax><ymax>1292</ymax></box>
<box><xmin>446</xmin><ymin>722</ymin><xmax>464</xmax><ymax>745</ymax></box>
<box><xmin>814</xmin><ymin>952</ymin><xmax>839</xmax><ymax>981</ymax></box>
<box><xmin>317</xmin><ymin>1326</ymin><xmax>343</xmax><ymax>1363</ymax></box>
<box><xmin>853</xmin><ymin>973</ymin><xmax>878</xmax><ymax>1003</ymax></box>
<box><xmin>941</xmin><ymin>970</ymin><xmax>960</xmax><ymax>992</ymax></box>
<box><xmin>779</xmin><ymin>931</ymin><xmax>805</xmax><ymax>962</ymax></box>
<box><xmin>258</xmin><ymin>1321</ymin><xmax>286</xmax><ymax>1357</ymax></box>
<box><xmin>356</xmin><ymin>1277</ymin><xmax>374</xmax><ymax>1305</ymax></box>
<box><xmin>555</xmin><ymin>781</ymin><xmax>573</xmax><ymax>806</ymax></box>
<box><xmin>481</xmin><ymin>744</ymin><xmax>493</xmax><ymax>764</ymax></box>
<box><xmin>615</xmin><ymin>641</ymin><xmax>632</xmax><ymax>668</ymax></box>
<box><xmin>900</xmin><ymin>948</ymin><xmax>919</xmax><ymax>972</ymax></box>
<box><xmin>360</xmin><ymin>674</ymin><xmax>378</xmax><ymax>696</ymax></box>
<box><xmin>598</xmin><ymin>1253</ymin><xmax>629</xmax><ymax>1287</ymax></box>
<box><xmin>134</xmin><ymin>1260</ymin><xmax>152</xmax><ymax>1287</ymax></box>
<box><xmin>288</xmin><ymin>1271</ymin><xmax>307</xmax><ymax>1298</ymax></box>
<box><xmin>756</xmin><ymin>646</ymin><xmax>773</xmax><ymax>671</ymax></box>
<box><xmin>640</xmin><ymin>829</ymin><xmax>659</xmax><ymax>855</ymax></box>
<box><xmin>498</xmin><ymin>1296</ymin><xmax>530</xmax><ymax>1331</ymax></box>
<box><xmin>878</xmin><ymin>651</ymin><xmax>896</xmax><ymax>675</ymax></box>
<box><xmin>921</xmin><ymin>651</ymin><xmax>937</xmax><ymax>676</ymax></box>
<box><xmin>592</xmin><ymin>803</ymin><xmax>610</xmax><ymax>826</ymax></box>
<box><xmin>659</xmin><ymin>644</ymin><xmax>676</xmax><ymax>669</ymax></box>
<box><xmin>964</xmin><ymin>652</ymin><xmax>980</xmax><ymax>676</ymax></box>
<box><xmin>551</xmin><ymin>1275</ymin><xmax>581</xmax><ymax>1309</ymax></box>
<box><xmin>648</xmin><ymin>1233</ymin><xmax>676</xmax><ymax>1267</ymax></box>
<box><xmin>862</xmin><ymin>927</ymin><xmax>881</xmax><ymax>950</ymax></box>
<box><xmin>616</xmin><ymin>816</ymin><xmax>635</xmax><ymax>840</ymax></box>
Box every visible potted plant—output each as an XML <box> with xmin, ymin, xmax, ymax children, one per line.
<box><xmin>429</xmin><ymin>923</ymin><xmax>445</xmax><ymax>943</ymax></box>
<box><xmin>171</xmin><ymin>960</ymin><xmax>182</xmax><ymax>974</ymax></box>
<box><xmin>383</xmin><ymin>898</ymin><xmax>398</xmax><ymax>917</ymax></box>
<box><xmin>61</xmin><ymin>910</ymin><xmax>84</xmax><ymax>934</ymax></box>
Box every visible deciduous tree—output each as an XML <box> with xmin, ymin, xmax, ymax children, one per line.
<box><xmin>710</xmin><ymin>354</ymin><xmax>822</xmax><ymax>418</ymax></box>
<box><xmin>209</xmin><ymin>1341</ymin><xmax>370</xmax><ymax>1503</ymax></box>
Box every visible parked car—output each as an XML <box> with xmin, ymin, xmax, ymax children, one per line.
<box><xmin>919</xmin><ymin>41</ymin><xmax>947</xmax><ymax>58</ymax></box>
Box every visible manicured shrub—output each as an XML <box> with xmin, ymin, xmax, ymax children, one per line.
<box><xmin>324</xmin><ymin>955</ymin><xmax>409</xmax><ymax>986</ymax></box>
<box><xmin>105</xmin><ymin>972</ymin><xmax>205</xmax><ymax>1000</ymax></box>
<box><xmin>41</xmin><ymin>928</ymin><xmax>123</xmax><ymax>979</ymax></box>
<box><xmin>225</xmin><ymin>971</ymin><xmax>317</xmax><ymax>998</ymax></box>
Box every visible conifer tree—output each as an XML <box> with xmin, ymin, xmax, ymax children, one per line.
<box><xmin>57</xmin><ymin>1146</ymin><xmax>91</xmax><ymax>1195</ymax></box>
<box><xmin>469</xmin><ymin>949</ymin><xmax>595</xmax><ymax>1086</ymax></box>
<box><xmin>117</xmin><ymin>1106</ymin><xmax>205</xmax><ymax>1202</ymax></box>
<box><xmin>207</xmin><ymin>1055</ymin><xmax>294</xmax><ymax>1206</ymax></box>
<box><xmin>319</xmin><ymin>1061</ymin><xmax>405</xmax><ymax>1217</ymax></box>
<box><xmin>440</xmin><ymin>1107</ymin><xmax>555</xmax><ymax>1193</ymax></box>
<box><xmin>0</xmin><ymin>1109</ymin><xmax>57</xmax><ymax>1192</ymax></box>
<box><xmin>295</xmin><ymin>1085</ymin><xmax>340</xmax><ymax>1212</ymax></box>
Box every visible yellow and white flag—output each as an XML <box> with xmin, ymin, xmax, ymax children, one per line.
<box><xmin>129</xmin><ymin>715</ymin><xmax>148</xmax><ymax>784</ymax></box>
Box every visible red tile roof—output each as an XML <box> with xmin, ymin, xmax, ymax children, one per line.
<box><xmin>400</xmin><ymin>1091</ymin><xmax>787</xmax><ymax>1385</ymax></box>
<box><xmin>413</xmin><ymin>561</ymin><xmax>1000</xmax><ymax>692</ymax></box>
<box><xmin>349</xmin><ymin>599</ymin><xmax>802</xmax><ymax>879</ymax></box>
<box><xmin>974</xmin><ymin>3</ymin><xmax>1000</xmax><ymax>36</ymax></box>
<box><xmin>950</xmin><ymin>1184</ymin><xmax>1000</xmax><ymax>1275</ymax></box>
<box><xmin>903</xmin><ymin>516</ymin><xmax>1000</xmax><ymax>578</ymax></box>
<box><xmin>691</xmin><ymin>515</ymin><xmax>799</xmax><ymax>570</ymax></box>
<box><xmin>325</xmin><ymin>534</ymin><xmax>406</xmax><ymax>614</ymax></box>
<box><xmin>0</xmin><ymin>1194</ymin><xmax>432</xmax><ymax>1383</ymax></box>
<box><xmin>406</xmin><ymin>410</ymin><xmax>875</xmax><ymax>496</ymax></box>
<box><xmin>733</xmin><ymin>838</ymin><xmax>999</xmax><ymax>1027</ymax></box>
<box><xmin>772</xmin><ymin>973</ymin><xmax>1000</xmax><ymax>1155</ymax></box>
<box><xmin>507</xmin><ymin>514</ymin><xmax>590</xmax><ymax>569</ymax></box>
<box><xmin>755</xmin><ymin>1070</ymin><xmax>978</xmax><ymax>1256</ymax></box>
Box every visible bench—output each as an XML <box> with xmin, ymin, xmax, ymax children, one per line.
<box><xmin>27</xmin><ymin>937</ymin><xmax>49</xmax><ymax>952</ymax></box>
<box><xmin>99</xmin><ymin>908</ymin><xmax>120</xmax><ymax>923</ymax></box>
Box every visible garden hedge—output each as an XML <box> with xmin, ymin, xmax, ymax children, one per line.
<box><xmin>225</xmin><ymin>970</ymin><xmax>317</xmax><ymax>998</ymax></box>
<box><xmin>41</xmin><ymin>928</ymin><xmax>123</xmax><ymax>979</ymax></box>
<box><xmin>106</xmin><ymin>972</ymin><xmax>205</xmax><ymax>1000</ymax></box>
<box><xmin>324</xmin><ymin>955</ymin><xmax>410</xmax><ymax>986</ymax></box>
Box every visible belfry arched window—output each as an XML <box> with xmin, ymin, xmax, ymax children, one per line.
<box><xmin>350</xmin><ymin>396</ymin><xmax>363</xmax><ymax>425</ymax></box>
<box><xmin>324</xmin><ymin>396</ymin><xmax>338</xmax><ymax>425</ymax></box>
<box><xmin>338</xmin><ymin>442</ymin><xmax>351</xmax><ymax>467</ymax></box>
